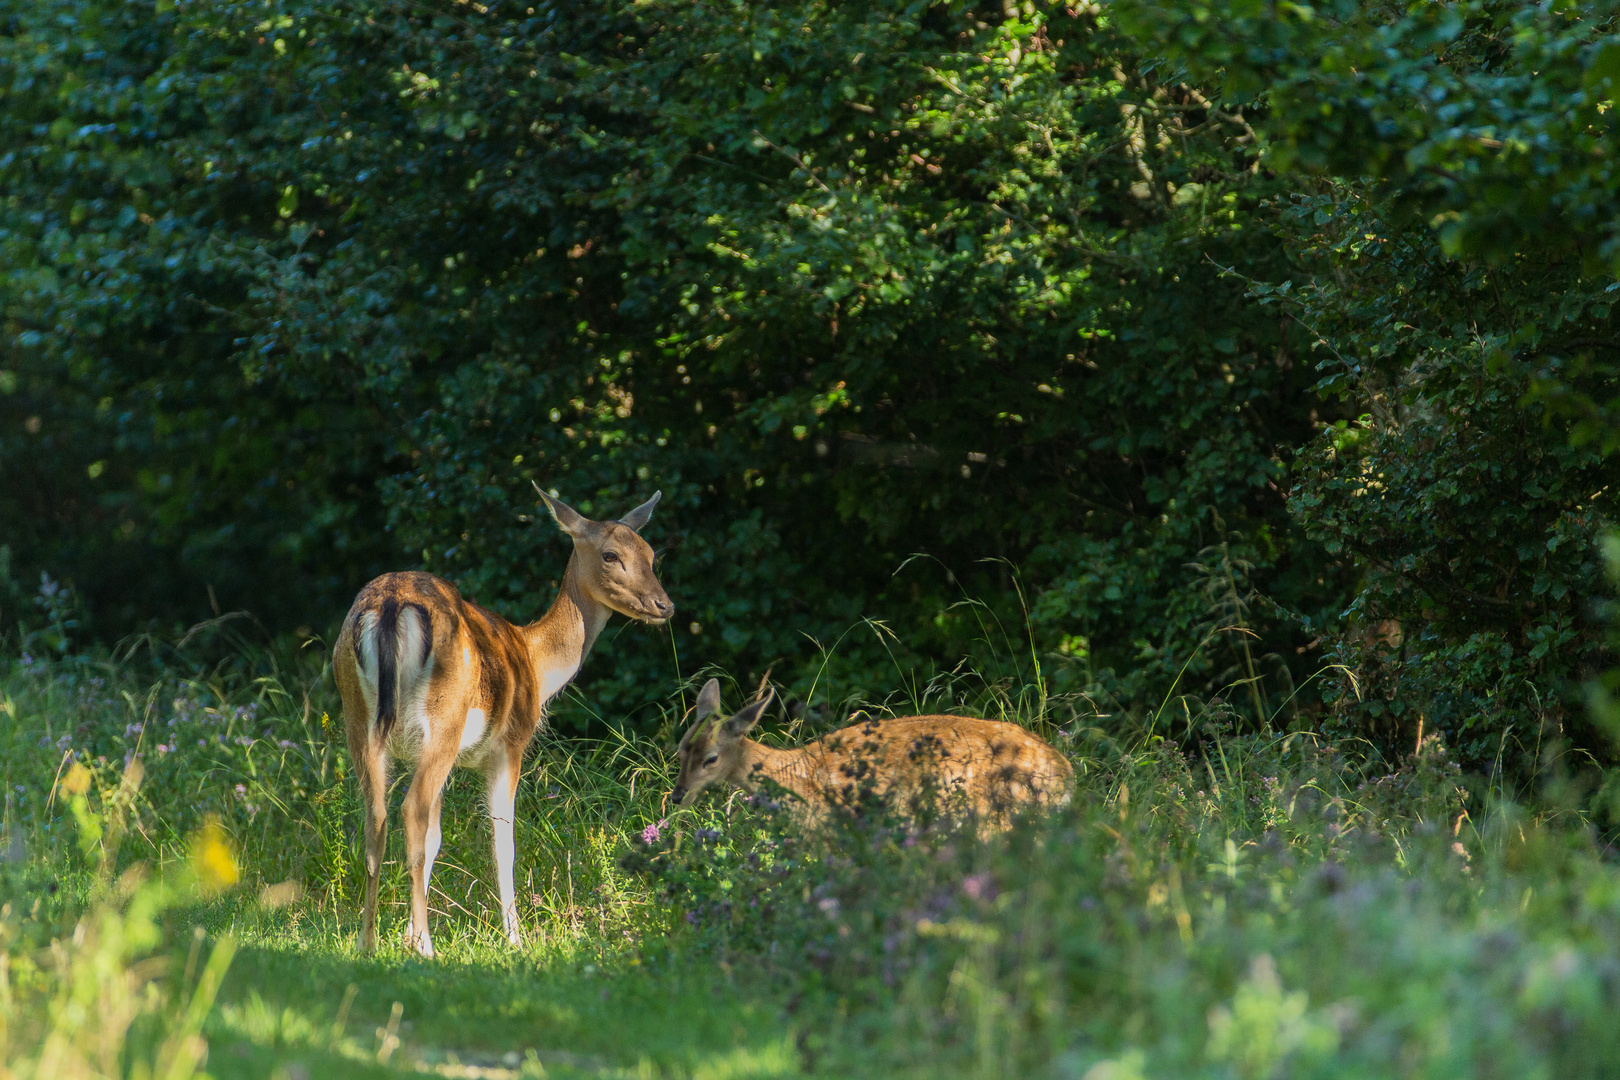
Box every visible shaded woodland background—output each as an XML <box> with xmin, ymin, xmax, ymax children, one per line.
<box><xmin>3</xmin><ymin>0</ymin><xmax>1618</xmax><ymax>764</ymax></box>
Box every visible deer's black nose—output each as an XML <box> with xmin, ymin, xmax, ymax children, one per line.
<box><xmin>671</xmin><ymin>786</ymin><xmax>686</xmax><ymax>805</ymax></box>
<box><xmin>654</xmin><ymin>597</ymin><xmax>673</xmax><ymax>616</ymax></box>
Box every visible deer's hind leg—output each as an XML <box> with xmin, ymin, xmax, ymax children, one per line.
<box><xmin>401</xmin><ymin>749</ymin><xmax>456</xmax><ymax>958</ymax></box>
<box><xmin>352</xmin><ymin>739</ymin><xmax>390</xmax><ymax>953</ymax></box>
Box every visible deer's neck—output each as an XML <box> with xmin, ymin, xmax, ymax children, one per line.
<box><xmin>522</xmin><ymin>559</ymin><xmax>610</xmax><ymax>707</ymax></box>
<box><xmin>738</xmin><ymin>740</ymin><xmax>823</xmax><ymax>807</ymax></box>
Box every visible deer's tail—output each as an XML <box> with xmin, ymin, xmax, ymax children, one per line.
<box><xmin>353</xmin><ymin>599</ymin><xmax>432</xmax><ymax>740</ymax></box>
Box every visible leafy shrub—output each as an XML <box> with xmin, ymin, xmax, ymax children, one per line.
<box><xmin>1258</xmin><ymin>189</ymin><xmax>1620</xmax><ymax>772</ymax></box>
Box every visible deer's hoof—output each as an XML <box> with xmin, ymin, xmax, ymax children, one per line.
<box><xmin>402</xmin><ymin>923</ymin><xmax>435</xmax><ymax>959</ymax></box>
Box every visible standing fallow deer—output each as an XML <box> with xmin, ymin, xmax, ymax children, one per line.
<box><xmin>334</xmin><ymin>487</ymin><xmax>672</xmax><ymax>957</ymax></box>
<box><xmin>671</xmin><ymin>679</ymin><xmax>1073</xmax><ymax>826</ymax></box>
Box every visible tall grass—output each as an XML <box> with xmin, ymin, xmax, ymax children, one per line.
<box><xmin>4</xmin><ymin>618</ymin><xmax>1620</xmax><ymax>1077</ymax></box>
<box><xmin>0</xmin><ymin>637</ymin><xmax>689</xmax><ymax>944</ymax></box>
<box><xmin>639</xmin><ymin>724</ymin><xmax>1620</xmax><ymax>1079</ymax></box>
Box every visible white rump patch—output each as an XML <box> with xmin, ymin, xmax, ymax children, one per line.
<box><xmin>396</xmin><ymin>605</ymin><xmax>429</xmax><ymax>684</ymax></box>
<box><xmin>354</xmin><ymin>610</ymin><xmax>381</xmax><ymax>718</ymax></box>
<box><xmin>380</xmin><ymin>605</ymin><xmax>435</xmax><ymax>759</ymax></box>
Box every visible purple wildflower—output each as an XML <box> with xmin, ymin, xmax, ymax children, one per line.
<box><xmin>961</xmin><ymin>872</ymin><xmax>997</xmax><ymax>902</ymax></box>
<box><xmin>641</xmin><ymin>818</ymin><xmax>667</xmax><ymax>844</ymax></box>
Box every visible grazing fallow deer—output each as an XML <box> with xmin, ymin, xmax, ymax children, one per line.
<box><xmin>334</xmin><ymin>487</ymin><xmax>672</xmax><ymax>957</ymax></box>
<box><xmin>671</xmin><ymin>680</ymin><xmax>1073</xmax><ymax>826</ymax></box>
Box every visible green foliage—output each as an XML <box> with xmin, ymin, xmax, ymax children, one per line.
<box><xmin>4</xmin><ymin>0</ymin><xmax>1619</xmax><ymax>759</ymax></box>
<box><xmin>1113</xmin><ymin>0</ymin><xmax>1620</xmax><ymax>272</ymax></box>
<box><xmin>1235</xmin><ymin>183</ymin><xmax>1619</xmax><ymax>767</ymax></box>
<box><xmin>0</xmin><ymin>0</ymin><xmax>1340</xmax><ymax>729</ymax></box>
<box><xmin>0</xmin><ymin>751</ymin><xmax>239</xmax><ymax>1080</ymax></box>
<box><xmin>1093</xmin><ymin>0</ymin><xmax>1620</xmax><ymax>763</ymax></box>
<box><xmin>0</xmin><ymin>0</ymin><xmax>399</xmax><ymax>636</ymax></box>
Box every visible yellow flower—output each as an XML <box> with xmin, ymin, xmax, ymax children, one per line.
<box><xmin>62</xmin><ymin>762</ymin><xmax>91</xmax><ymax>797</ymax></box>
<box><xmin>190</xmin><ymin>817</ymin><xmax>239</xmax><ymax>892</ymax></box>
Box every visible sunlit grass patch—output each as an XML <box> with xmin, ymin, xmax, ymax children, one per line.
<box><xmin>206</xmin><ymin>926</ymin><xmax>799</xmax><ymax>1080</ymax></box>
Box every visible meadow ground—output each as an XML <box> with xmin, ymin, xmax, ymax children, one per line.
<box><xmin>4</xmin><ymin>640</ymin><xmax>1620</xmax><ymax>1079</ymax></box>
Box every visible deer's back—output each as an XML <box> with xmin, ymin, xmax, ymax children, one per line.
<box><xmin>801</xmin><ymin>714</ymin><xmax>1073</xmax><ymax>817</ymax></box>
<box><xmin>333</xmin><ymin>571</ymin><xmax>541</xmax><ymax>756</ymax></box>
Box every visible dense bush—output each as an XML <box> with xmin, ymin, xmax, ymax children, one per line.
<box><xmin>2</xmin><ymin>0</ymin><xmax>1617</xmax><ymax>763</ymax></box>
<box><xmin>1110</xmin><ymin>0</ymin><xmax>1620</xmax><ymax>766</ymax></box>
<box><xmin>1259</xmin><ymin>187</ymin><xmax>1620</xmax><ymax>768</ymax></box>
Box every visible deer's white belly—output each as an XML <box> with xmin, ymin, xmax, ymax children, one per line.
<box><xmin>455</xmin><ymin>707</ymin><xmax>491</xmax><ymax>766</ymax></box>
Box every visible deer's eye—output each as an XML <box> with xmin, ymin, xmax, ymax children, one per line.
<box><xmin>602</xmin><ymin>551</ymin><xmax>620</xmax><ymax>565</ymax></box>
<box><xmin>704</xmin><ymin>755</ymin><xmax>719</xmax><ymax>766</ymax></box>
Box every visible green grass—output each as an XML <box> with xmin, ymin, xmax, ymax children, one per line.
<box><xmin>208</xmin><ymin>923</ymin><xmax>798</xmax><ymax>1079</ymax></box>
<box><xmin>5</xmin><ymin>645</ymin><xmax>1620</xmax><ymax>1078</ymax></box>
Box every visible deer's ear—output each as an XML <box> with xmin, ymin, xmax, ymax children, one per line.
<box><xmin>722</xmin><ymin>688</ymin><xmax>774</xmax><ymax>738</ymax></box>
<box><xmin>694</xmin><ymin>678</ymin><xmax>722</xmax><ymax>721</ymax></box>
<box><xmin>618</xmin><ymin>490</ymin><xmax>661</xmax><ymax>533</ymax></box>
<box><xmin>679</xmin><ymin>679</ymin><xmax>723</xmax><ymax>751</ymax></box>
<box><xmin>534</xmin><ymin>483</ymin><xmax>589</xmax><ymax>538</ymax></box>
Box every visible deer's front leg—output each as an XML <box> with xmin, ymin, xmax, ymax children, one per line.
<box><xmin>485</xmin><ymin>749</ymin><xmax>524</xmax><ymax>947</ymax></box>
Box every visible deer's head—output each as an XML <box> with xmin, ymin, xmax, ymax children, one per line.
<box><xmin>536</xmin><ymin>485</ymin><xmax>673</xmax><ymax>624</ymax></box>
<box><xmin>671</xmin><ymin>678</ymin><xmax>773</xmax><ymax>806</ymax></box>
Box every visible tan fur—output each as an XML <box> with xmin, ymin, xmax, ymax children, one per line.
<box><xmin>671</xmin><ymin>680</ymin><xmax>1073</xmax><ymax>827</ymax></box>
<box><xmin>334</xmin><ymin>489</ymin><xmax>671</xmax><ymax>956</ymax></box>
